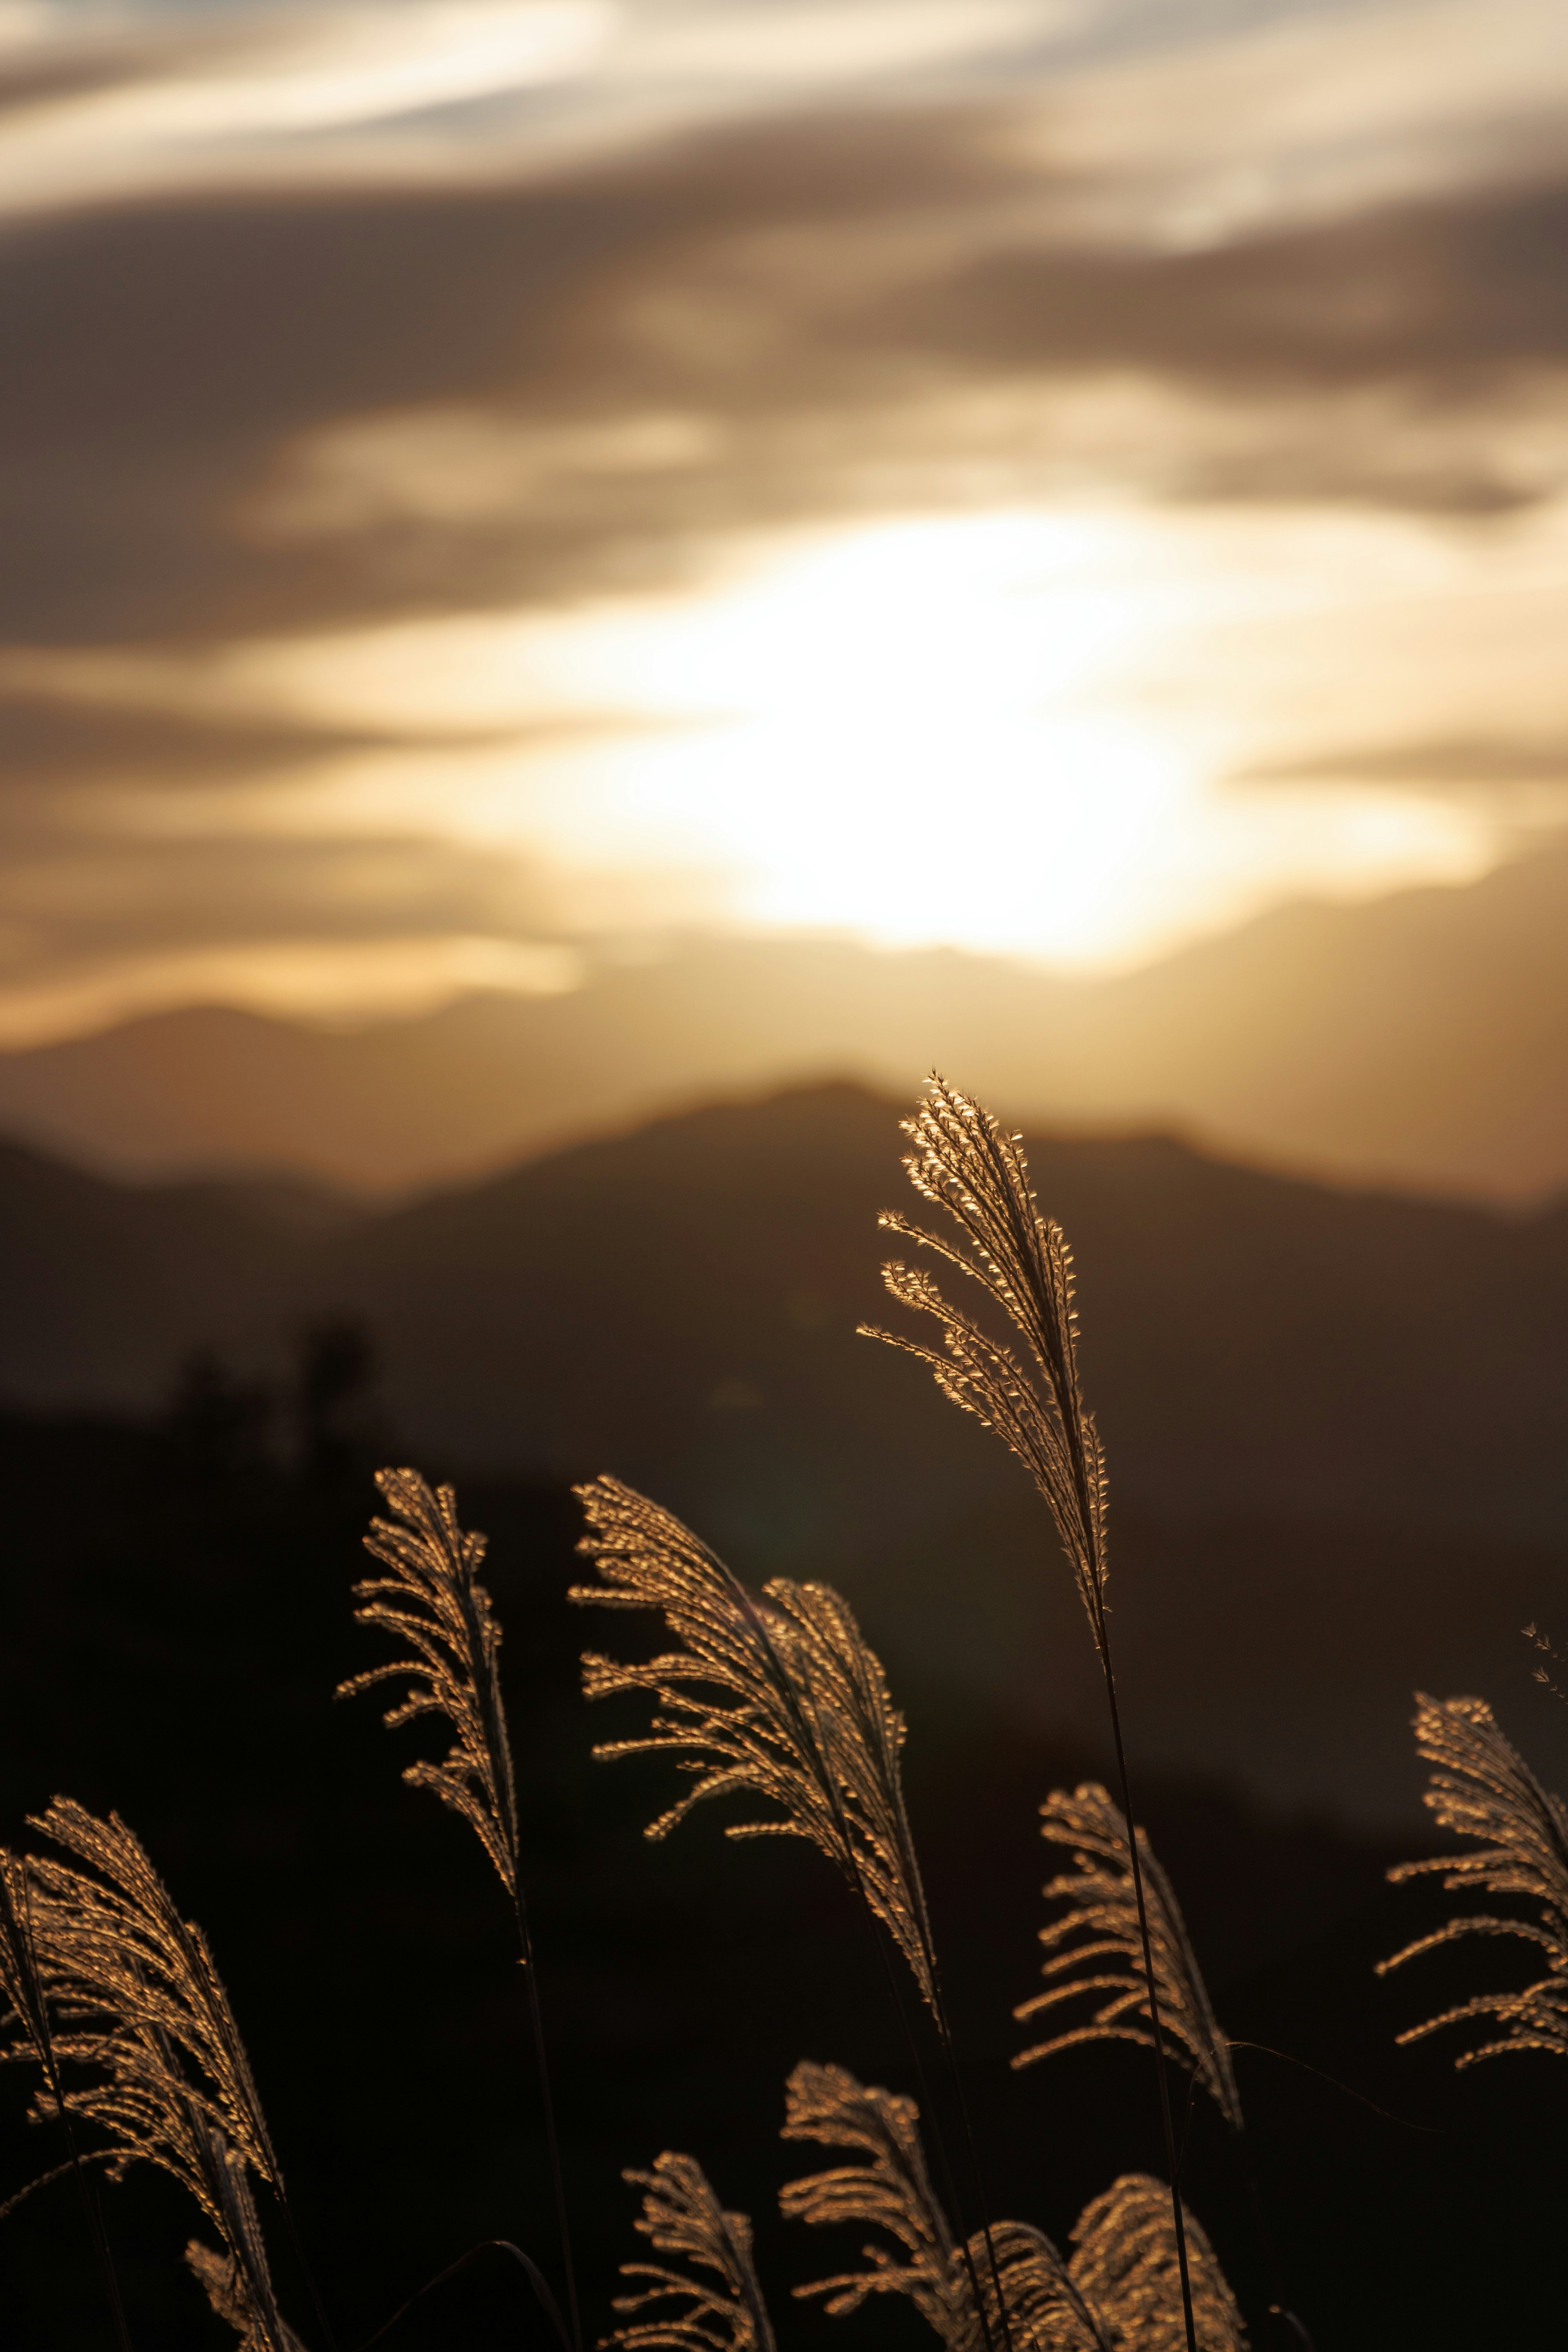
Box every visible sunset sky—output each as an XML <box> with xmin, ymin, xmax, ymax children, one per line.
<box><xmin>2</xmin><ymin>0</ymin><xmax>1564</xmax><ymax>1047</ymax></box>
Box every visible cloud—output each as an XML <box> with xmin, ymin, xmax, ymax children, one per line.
<box><xmin>2</xmin><ymin>0</ymin><xmax>1568</xmax><ymax>1039</ymax></box>
<box><xmin>1243</xmin><ymin>735</ymin><xmax>1568</xmax><ymax>791</ymax></box>
<box><xmin>5</xmin><ymin>99</ymin><xmax>1568</xmax><ymax>660</ymax></box>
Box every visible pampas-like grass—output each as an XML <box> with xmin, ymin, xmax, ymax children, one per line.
<box><xmin>341</xmin><ymin>1467</ymin><xmax>520</xmax><ymax>1905</ymax></box>
<box><xmin>572</xmin><ymin>1475</ymin><xmax>939</xmax><ymax>2012</ymax></box>
<box><xmin>0</xmin><ymin>1848</ymin><xmax>134</xmax><ymax>2348</ymax></box>
<box><xmin>780</xmin><ymin>2060</ymin><xmax>1246</xmax><ymax>2352</ymax></box>
<box><xmin>780</xmin><ymin>2059</ymin><xmax>980</xmax><ymax>2350</ymax></box>
<box><xmin>20</xmin><ymin>1801</ymin><xmax>282</xmax><ymax>2203</ymax></box>
<box><xmin>3</xmin><ymin>1801</ymin><xmax>301</xmax><ymax>2351</ymax></box>
<box><xmin>606</xmin><ymin>2154</ymin><xmax>775</xmax><ymax>2352</ymax></box>
<box><xmin>344</xmin><ymin>1466</ymin><xmax>582</xmax><ymax>2350</ymax></box>
<box><xmin>863</xmin><ymin>1079</ymin><xmax>1199</xmax><ymax>2351</ymax></box>
<box><xmin>1014</xmin><ymin>1786</ymin><xmax>1242</xmax><ymax>2133</ymax></box>
<box><xmin>861</xmin><ymin>1078</ymin><xmax>1108</xmax><ymax>1649</ymax></box>
<box><xmin>1378</xmin><ymin>1693</ymin><xmax>1568</xmax><ymax>2065</ymax></box>
<box><xmin>780</xmin><ymin>2060</ymin><xmax>1104</xmax><ymax>2352</ymax></box>
<box><xmin>1068</xmin><ymin>2177</ymin><xmax>1247</xmax><ymax>2352</ymax></box>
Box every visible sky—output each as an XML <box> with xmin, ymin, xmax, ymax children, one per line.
<box><xmin>2</xmin><ymin>0</ymin><xmax>1565</xmax><ymax>1045</ymax></box>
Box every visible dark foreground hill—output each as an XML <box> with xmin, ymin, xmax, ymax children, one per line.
<box><xmin>1</xmin><ymin>1081</ymin><xmax>1566</xmax><ymax>1821</ymax></box>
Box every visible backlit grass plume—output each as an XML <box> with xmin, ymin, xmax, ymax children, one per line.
<box><xmin>606</xmin><ymin>2153</ymin><xmax>775</xmax><ymax>2352</ymax></box>
<box><xmin>864</xmin><ymin>1080</ymin><xmax>1198</xmax><ymax>2350</ymax></box>
<box><xmin>781</xmin><ymin>2060</ymin><xmax>1104</xmax><ymax>2352</ymax></box>
<box><xmin>344</xmin><ymin>1466</ymin><xmax>582</xmax><ymax>2352</ymax></box>
<box><xmin>1013</xmin><ymin>1786</ymin><xmax>1242</xmax><ymax>2133</ymax></box>
<box><xmin>5</xmin><ymin>1801</ymin><xmax>302</xmax><ymax>2351</ymax></box>
<box><xmin>1377</xmin><ymin>1692</ymin><xmax>1568</xmax><ymax>2065</ymax></box>
<box><xmin>0</xmin><ymin>1848</ymin><xmax>133</xmax><ymax>2348</ymax></box>
<box><xmin>1068</xmin><ymin>2178</ymin><xmax>1247</xmax><ymax>2352</ymax></box>
<box><xmin>572</xmin><ymin>1476</ymin><xmax>938</xmax><ymax>2011</ymax></box>
<box><xmin>340</xmin><ymin>1467</ymin><xmax>519</xmax><ymax>1904</ymax></box>
<box><xmin>781</xmin><ymin>2059</ymin><xmax>980</xmax><ymax>2350</ymax></box>
<box><xmin>781</xmin><ymin>2062</ymin><xmax>1245</xmax><ymax>2352</ymax></box>
<box><xmin>860</xmin><ymin>1077</ymin><xmax>1107</xmax><ymax>1649</ymax></box>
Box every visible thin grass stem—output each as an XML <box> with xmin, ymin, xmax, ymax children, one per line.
<box><xmin>355</xmin><ymin>2236</ymin><xmax>572</xmax><ymax>2352</ymax></box>
<box><xmin>1093</xmin><ymin>1629</ymin><xmax>1198</xmax><ymax>2352</ymax></box>
<box><xmin>512</xmin><ymin>1891</ymin><xmax>583</xmax><ymax>2352</ymax></box>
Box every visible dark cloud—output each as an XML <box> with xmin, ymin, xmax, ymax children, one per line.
<box><xmin>0</xmin><ymin>694</ymin><xmax>392</xmax><ymax>785</ymax></box>
<box><xmin>0</xmin><ymin>822</ymin><xmax>564</xmax><ymax>975</ymax></box>
<box><xmin>1242</xmin><ymin>736</ymin><xmax>1568</xmax><ymax>791</ymax></box>
<box><xmin>2</xmin><ymin>99</ymin><xmax>1566</xmax><ymax>650</ymax></box>
<box><xmin>902</xmin><ymin>180</ymin><xmax>1568</xmax><ymax>387</ymax></box>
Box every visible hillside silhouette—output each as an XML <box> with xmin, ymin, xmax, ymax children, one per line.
<box><xmin>9</xmin><ymin>847</ymin><xmax>1568</xmax><ymax>1202</ymax></box>
<box><xmin>2</xmin><ymin>1080</ymin><xmax>1565</xmax><ymax>1825</ymax></box>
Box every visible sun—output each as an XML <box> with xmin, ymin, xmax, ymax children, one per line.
<box><xmin>40</xmin><ymin>499</ymin><xmax>1502</xmax><ymax>1002</ymax></box>
<box><xmin>498</xmin><ymin>506</ymin><xmax>1486</xmax><ymax>969</ymax></box>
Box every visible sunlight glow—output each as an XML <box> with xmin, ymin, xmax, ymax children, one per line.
<box><xmin>487</xmin><ymin>509</ymin><xmax>1503</xmax><ymax>967</ymax></box>
<box><xmin>10</xmin><ymin>498</ymin><xmax>1555</xmax><ymax>987</ymax></box>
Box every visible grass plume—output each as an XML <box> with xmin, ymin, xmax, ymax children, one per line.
<box><xmin>606</xmin><ymin>2155</ymin><xmax>775</xmax><ymax>2352</ymax></box>
<box><xmin>781</xmin><ymin>2059</ymin><xmax>1105</xmax><ymax>2352</ymax></box>
<box><xmin>1377</xmin><ymin>1692</ymin><xmax>1568</xmax><ymax>2065</ymax></box>
<box><xmin>0</xmin><ymin>1848</ymin><xmax>134</xmax><ymax>2348</ymax></box>
<box><xmin>781</xmin><ymin>2060</ymin><xmax>1246</xmax><ymax>2352</ymax></box>
<box><xmin>781</xmin><ymin>2059</ymin><xmax>982</xmax><ymax>2350</ymax></box>
<box><xmin>1013</xmin><ymin>1784</ymin><xmax>1242</xmax><ymax>2134</ymax></box>
<box><xmin>343</xmin><ymin>1466</ymin><xmax>583</xmax><ymax>2351</ymax></box>
<box><xmin>572</xmin><ymin>1475</ymin><xmax>938</xmax><ymax>2011</ymax></box>
<box><xmin>4</xmin><ymin>1801</ymin><xmax>301</xmax><ymax>2350</ymax></box>
<box><xmin>341</xmin><ymin>1467</ymin><xmax>519</xmax><ymax>1904</ymax></box>
<box><xmin>861</xmin><ymin>1076</ymin><xmax>1107</xmax><ymax>1650</ymax></box>
<box><xmin>1068</xmin><ymin>2177</ymin><xmax>1247</xmax><ymax>2352</ymax></box>
<box><xmin>863</xmin><ymin>1078</ymin><xmax>1199</xmax><ymax>2350</ymax></box>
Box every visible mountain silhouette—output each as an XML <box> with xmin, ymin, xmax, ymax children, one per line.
<box><xmin>7</xmin><ymin>842</ymin><xmax>1568</xmax><ymax>1200</ymax></box>
<box><xmin>2</xmin><ymin>1079</ymin><xmax>1565</xmax><ymax>1825</ymax></box>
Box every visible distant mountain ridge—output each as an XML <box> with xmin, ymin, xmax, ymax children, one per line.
<box><xmin>4</xmin><ymin>1078</ymin><xmax>1566</xmax><ymax>1825</ymax></box>
<box><xmin>7</xmin><ymin>1074</ymin><xmax>1568</xmax><ymax>1541</ymax></box>
<box><xmin>5</xmin><ymin>840</ymin><xmax>1568</xmax><ymax>1200</ymax></box>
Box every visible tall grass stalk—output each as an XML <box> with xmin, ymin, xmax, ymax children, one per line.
<box><xmin>864</xmin><ymin>1079</ymin><xmax>1200</xmax><ymax>2352</ymax></box>
<box><xmin>342</xmin><ymin>1469</ymin><xmax>583</xmax><ymax>2352</ymax></box>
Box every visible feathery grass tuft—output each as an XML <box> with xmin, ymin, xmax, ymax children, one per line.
<box><xmin>607</xmin><ymin>2154</ymin><xmax>775</xmax><ymax>2352</ymax></box>
<box><xmin>863</xmin><ymin>1079</ymin><xmax>1198</xmax><ymax>2352</ymax></box>
<box><xmin>1013</xmin><ymin>1785</ymin><xmax>1241</xmax><ymax>2132</ymax></box>
<box><xmin>782</xmin><ymin>2059</ymin><xmax>1106</xmax><ymax>2352</ymax></box>
<box><xmin>340</xmin><ymin>1467</ymin><xmax>519</xmax><ymax>1904</ymax></box>
<box><xmin>4</xmin><ymin>1801</ymin><xmax>301</xmax><ymax>2349</ymax></box>
<box><xmin>860</xmin><ymin>1076</ymin><xmax>1107</xmax><ymax>1649</ymax></box>
<box><xmin>0</xmin><ymin>1847</ymin><xmax>134</xmax><ymax>2347</ymax></box>
<box><xmin>1068</xmin><ymin>2177</ymin><xmax>1247</xmax><ymax>2352</ymax></box>
<box><xmin>1377</xmin><ymin>1693</ymin><xmax>1568</xmax><ymax>2065</ymax></box>
<box><xmin>781</xmin><ymin>2062</ymin><xmax>1245</xmax><ymax>2352</ymax></box>
<box><xmin>781</xmin><ymin>2059</ymin><xmax>983</xmax><ymax>2350</ymax></box>
<box><xmin>572</xmin><ymin>1477</ymin><xmax>938</xmax><ymax>2010</ymax></box>
<box><xmin>345</xmin><ymin>1466</ymin><xmax>583</xmax><ymax>2352</ymax></box>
